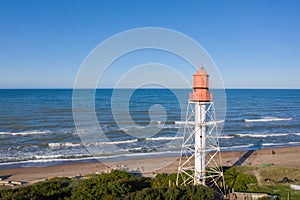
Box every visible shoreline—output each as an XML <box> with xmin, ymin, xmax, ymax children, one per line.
<box><xmin>1</xmin><ymin>145</ymin><xmax>300</xmax><ymax>185</ymax></box>
<box><xmin>1</xmin><ymin>144</ymin><xmax>299</xmax><ymax>170</ymax></box>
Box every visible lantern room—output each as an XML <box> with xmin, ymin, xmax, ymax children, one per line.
<box><xmin>190</xmin><ymin>66</ymin><xmax>211</xmax><ymax>102</ymax></box>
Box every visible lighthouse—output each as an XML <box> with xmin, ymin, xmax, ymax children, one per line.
<box><xmin>192</xmin><ymin>66</ymin><xmax>211</xmax><ymax>185</ymax></box>
<box><xmin>177</xmin><ymin>66</ymin><xmax>224</xmax><ymax>189</ymax></box>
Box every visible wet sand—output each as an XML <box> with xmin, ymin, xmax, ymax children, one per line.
<box><xmin>1</xmin><ymin>146</ymin><xmax>300</xmax><ymax>184</ymax></box>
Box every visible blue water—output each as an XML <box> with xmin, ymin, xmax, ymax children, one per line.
<box><xmin>0</xmin><ymin>89</ymin><xmax>300</xmax><ymax>168</ymax></box>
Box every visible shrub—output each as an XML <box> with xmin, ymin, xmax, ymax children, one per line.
<box><xmin>151</xmin><ymin>173</ymin><xmax>176</xmax><ymax>188</ymax></box>
<box><xmin>223</xmin><ymin>166</ymin><xmax>258</xmax><ymax>192</ymax></box>
<box><xmin>0</xmin><ymin>170</ymin><xmax>216</xmax><ymax>200</ymax></box>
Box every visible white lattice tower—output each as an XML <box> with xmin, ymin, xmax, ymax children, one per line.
<box><xmin>176</xmin><ymin>100</ymin><xmax>224</xmax><ymax>190</ymax></box>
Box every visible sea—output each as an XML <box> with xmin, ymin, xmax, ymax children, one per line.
<box><xmin>0</xmin><ymin>89</ymin><xmax>300</xmax><ymax>169</ymax></box>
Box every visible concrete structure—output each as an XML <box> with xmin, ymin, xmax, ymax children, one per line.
<box><xmin>228</xmin><ymin>192</ymin><xmax>271</xmax><ymax>200</ymax></box>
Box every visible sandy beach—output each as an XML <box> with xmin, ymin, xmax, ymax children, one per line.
<box><xmin>1</xmin><ymin>146</ymin><xmax>300</xmax><ymax>185</ymax></box>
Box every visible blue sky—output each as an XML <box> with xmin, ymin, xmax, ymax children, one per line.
<box><xmin>0</xmin><ymin>0</ymin><xmax>299</xmax><ymax>88</ymax></box>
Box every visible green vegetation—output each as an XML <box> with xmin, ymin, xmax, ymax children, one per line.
<box><xmin>0</xmin><ymin>177</ymin><xmax>72</xmax><ymax>200</ymax></box>
<box><xmin>0</xmin><ymin>170</ymin><xmax>215</xmax><ymax>200</ymax></box>
<box><xmin>223</xmin><ymin>166</ymin><xmax>258</xmax><ymax>192</ymax></box>
<box><xmin>2</xmin><ymin>166</ymin><xmax>300</xmax><ymax>199</ymax></box>
<box><xmin>223</xmin><ymin>166</ymin><xmax>300</xmax><ymax>200</ymax></box>
<box><xmin>257</xmin><ymin>166</ymin><xmax>300</xmax><ymax>200</ymax></box>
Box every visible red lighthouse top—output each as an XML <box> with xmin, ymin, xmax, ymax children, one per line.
<box><xmin>194</xmin><ymin>66</ymin><xmax>208</xmax><ymax>76</ymax></box>
<box><xmin>190</xmin><ymin>66</ymin><xmax>211</xmax><ymax>102</ymax></box>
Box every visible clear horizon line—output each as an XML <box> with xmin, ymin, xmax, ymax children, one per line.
<box><xmin>0</xmin><ymin>87</ymin><xmax>300</xmax><ymax>90</ymax></box>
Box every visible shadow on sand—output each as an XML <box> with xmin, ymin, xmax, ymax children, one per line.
<box><xmin>232</xmin><ymin>150</ymin><xmax>255</xmax><ymax>166</ymax></box>
<box><xmin>232</xmin><ymin>140</ymin><xmax>264</xmax><ymax>166</ymax></box>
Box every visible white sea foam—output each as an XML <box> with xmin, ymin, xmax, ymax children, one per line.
<box><xmin>175</xmin><ymin>121</ymin><xmax>190</xmax><ymax>125</ymax></box>
<box><xmin>0</xmin><ymin>130</ymin><xmax>51</xmax><ymax>136</ymax></box>
<box><xmin>48</xmin><ymin>136</ymin><xmax>183</xmax><ymax>149</ymax></box>
<box><xmin>154</xmin><ymin>121</ymin><xmax>162</xmax><ymax>124</ymax></box>
<box><xmin>0</xmin><ymin>151</ymin><xmax>181</xmax><ymax>167</ymax></box>
<box><xmin>34</xmin><ymin>155</ymin><xmax>65</xmax><ymax>159</ymax></box>
<box><xmin>120</xmin><ymin>126</ymin><xmax>156</xmax><ymax>133</ymax></box>
<box><xmin>108</xmin><ymin>123</ymin><xmax>180</xmax><ymax>133</ymax></box>
<box><xmin>236</xmin><ymin>133</ymin><xmax>289</xmax><ymax>138</ymax></box>
<box><xmin>262</xmin><ymin>142</ymin><xmax>285</xmax><ymax>147</ymax></box>
<box><xmin>288</xmin><ymin>141</ymin><xmax>300</xmax><ymax>145</ymax></box>
<box><xmin>145</xmin><ymin>136</ymin><xmax>182</xmax><ymax>141</ymax></box>
<box><xmin>0</xmin><ymin>154</ymin><xmax>95</xmax><ymax>166</ymax></box>
<box><xmin>119</xmin><ymin>127</ymin><xmax>129</xmax><ymax>132</ymax></box>
<box><xmin>162</xmin><ymin>124</ymin><xmax>181</xmax><ymax>129</ymax></box>
<box><xmin>244</xmin><ymin>117</ymin><xmax>292</xmax><ymax>123</ymax></box>
<box><xmin>48</xmin><ymin>142</ymin><xmax>82</xmax><ymax>148</ymax></box>
<box><xmin>175</xmin><ymin>120</ymin><xmax>224</xmax><ymax>125</ymax></box>
<box><xmin>98</xmin><ymin>139</ymin><xmax>138</xmax><ymax>145</ymax></box>
<box><xmin>0</xmin><ymin>132</ymin><xmax>10</xmax><ymax>135</ymax></box>
<box><xmin>207</xmin><ymin>135</ymin><xmax>233</xmax><ymax>139</ymax></box>
<box><xmin>216</xmin><ymin>135</ymin><xmax>234</xmax><ymax>139</ymax></box>
<box><xmin>262</xmin><ymin>141</ymin><xmax>300</xmax><ymax>147</ymax></box>
<box><xmin>222</xmin><ymin>141</ymin><xmax>300</xmax><ymax>150</ymax></box>
<box><xmin>49</xmin><ymin>139</ymin><xmax>139</xmax><ymax>148</ymax></box>
<box><xmin>99</xmin><ymin>136</ymin><xmax>181</xmax><ymax>144</ymax></box>
<box><xmin>222</xmin><ymin>144</ymin><xmax>254</xmax><ymax>150</ymax></box>
<box><xmin>207</xmin><ymin>120</ymin><xmax>225</xmax><ymax>125</ymax></box>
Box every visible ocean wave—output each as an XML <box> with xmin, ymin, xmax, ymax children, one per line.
<box><xmin>0</xmin><ymin>151</ymin><xmax>181</xmax><ymax>168</ymax></box>
<box><xmin>244</xmin><ymin>117</ymin><xmax>292</xmax><ymax>123</ymax></box>
<box><xmin>50</xmin><ymin>132</ymin><xmax>296</xmax><ymax>150</ymax></box>
<box><xmin>221</xmin><ymin>141</ymin><xmax>300</xmax><ymax>150</ymax></box>
<box><xmin>48</xmin><ymin>136</ymin><xmax>183</xmax><ymax>149</ymax></box>
<box><xmin>34</xmin><ymin>155</ymin><xmax>66</xmax><ymax>159</ymax></box>
<box><xmin>175</xmin><ymin>120</ymin><xmax>224</xmax><ymax>125</ymax></box>
<box><xmin>207</xmin><ymin>135</ymin><xmax>234</xmax><ymax>139</ymax></box>
<box><xmin>119</xmin><ymin>126</ymin><xmax>145</xmax><ymax>132</ymax></box>
<box><xmin>145</xmin><ymin>136</ymin><xmax>182</xmax><ymax>141</ymax></box>
<box><xmin>48</xmin><ymin>142</ymin><xmax>83</xmax><ymax>148</ymax></box>
<box><xmin>0</xmin><ymin>130</ymin><xmax>51</xmax><ymax>136</ymax></box>
<box><xmin>222</xmin><ymin>144</ymin><xmax>254</xmax><ymax>150</ymax></box>
<box><xmin>76</xmin><ymin>123</ymin><xmax>181</xmax><ymax>136</ymax></box>
<box><xmin>288</xmin><ymin>141</ymin><xmax>300</xmax><ymax>145</ymax></box>
<box><xmin>221</xmin><ymin>141</ymin><xmax>300</xmax><ymax>149</ymax></box>
<box><xmin>98</xmin><ymin>139</ymin><xmax>138</xmax><ymax>145</ymax></box>
<box><xmin>7</xmin><ymin>145</ymin><xmax>40</xmax><ymax>151</ymax></box>
<box><xmin>0</xmin><ymin>154</ymin><xmax>95</xmax><ymax>166</ymax></box>
<box><xmin>119</xmin><ymin>122</ymin><xmax>177</xmax><ymax>132</ymax></box>
<box><xmin>0</xmin><ymin>132</ymin><xmax>10</xmax><ymax>135</ymax></box>
<box><xmin>262</xmin><ymin>141</ymin><xmax>300</xmax><ymax>147</ymax></box>
<box><xmin>175</xmin><ymin>121</ymin><xmax>191</xmax><ymax>125</ymax></box>
<box><xmin>48</xmin><ymin>139</ymin><xmax>139</xmax><ymax>148</ymax></box>
<box><xmin>217</xmin><ymin>135</ymin><xmax>234</xmax><ymax>139</ymax></box>
<box><xmin>162</xmin><ymin>124</ymin><xmax>181</xmax><ymax>129</ymax></box>
<box><xmin>236</xmin><ymin>133</ymin><xmax>289</xmax><ymax>138</ymax></box>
